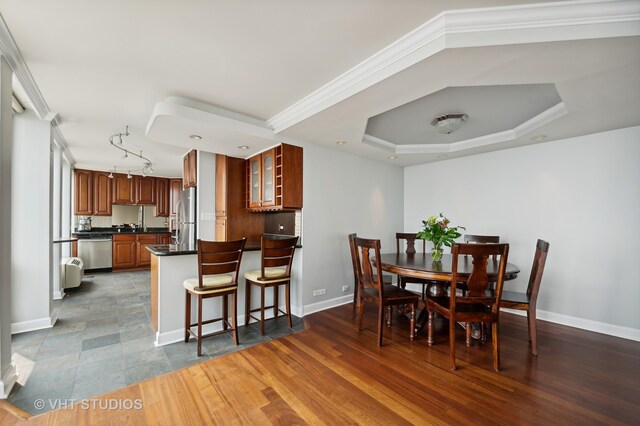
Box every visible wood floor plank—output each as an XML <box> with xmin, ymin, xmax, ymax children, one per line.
<box><xmin>4</xmin><ymin>303</ymin><xmax>639</xmax><ymax>425</ymax></box>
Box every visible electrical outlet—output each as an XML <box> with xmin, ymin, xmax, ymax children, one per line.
<box><xmin>342</xmin><ymin>285</ymin><xmax>350</xmax><ymax>292</ymax></box>
<box><xmin>312</xmin><ymin>288</ymin><xmax>326</xmax><ymax>296</ymax></box>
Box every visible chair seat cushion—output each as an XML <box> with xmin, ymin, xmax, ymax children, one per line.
<box><xmin>244</xmin><ymin>267</ymin><xmax>289</xmax><ymax>283</ymax></box>
<box><xmin>183</xmin><ymin>274</ymin><xmax>236</xmax><ymax>294</ymax></box>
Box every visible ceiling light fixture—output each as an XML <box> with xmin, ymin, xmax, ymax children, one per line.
<box><xmin>108</xmin><ymin>125</ymin><xmax>153</xmax><ymax>175</ymax></box>
<box><xmin>336</xmin><ymin>140</ymin><xmax>347</xmax><ymax>145</ymax></box>
<box><xmin>189</xmin><ymin>134</ymin><xmax>202</xmax><ymax>140</ymax></box>
<box><xmin>127</xmin><ymin>171</ymin><xmax>132</xmax><ymax>179</ymax></box>
<box><xmin>237</xmin><ymin>145</ymin><xmax>249</xmax><ymax>150</ymax></box>
<box><xmin>431</xmin><ymin>113</ymin><xmax>468</xmax><ymax>135</ymax></box>
<box><xmin>108</xmin><ymin>166</ymin><xmax>116</xmax><ymax>178</ymax></box>
<box><xmin>389</xmin><ymin>155</ymin><xmax>397</xmax><ymax>160</ymax></box>
<box><xmin>531</xmin><ymin>134</ymin><xmax>547</xmax><ymax>141</ymax></box>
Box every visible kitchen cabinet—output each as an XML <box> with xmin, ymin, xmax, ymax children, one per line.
<box><xmin>113</xmin><ymin>233</ymin><xmax>172</xmax><ymax>271</ymax></box>
<box><xmin>74</xmin><ymin>169</ymin><xmax>93</xmax><ymax>215</ymax></box>
<box><xmin>112</xmin><ymin>173</ymin><xmax>134</xmax><ymax>204</ymax></box>
<box><xmin>216</xmin><ymin>154</ymin><xmax>264</xmax><ymax>243</ymax></box>
<box><xmin>246</xmin><ymin>143</ymin><xmax>303</xmax><ymax>212</ymax></box>
<box><xmin>183</xmin><ymin>149</ymin><xmax>197</xmax><ymax>189</ymax></box>
<box><xmin>112</xmin><ymin>234</ymin><xmax>136</xmax><ymax>269</ymax></box>
<box><xmin>92</xmin><ymin>171</ymin><xmax>112</xmax><ymax>216</ymax></box>
<box><xmin>136</xmin><ymin>234</ymin><xmax>157</xmax><ymax>268</ymax></box>
<box><xmin>155</xmin><ymin>178</ymin><xmax>170</xmax><ymax>217</ymax></box>
<box><xmin>135</xmin><ymin>175</ymin><xmax>156</xmax><ymax>205</ymax></box>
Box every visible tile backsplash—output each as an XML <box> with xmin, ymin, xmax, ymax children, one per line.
<box><xmin>76</xmin><ymin>205</ymin><xmax>168</xmax><ymax>229</ymax></box>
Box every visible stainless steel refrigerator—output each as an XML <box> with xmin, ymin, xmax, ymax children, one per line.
<box><xmin>175</xmin><ymin>187</ymin><xmax>196</xmax><ymax>246</ymax></box>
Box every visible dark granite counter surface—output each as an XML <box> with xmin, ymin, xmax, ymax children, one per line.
<box><xmin>73</xmin><ymin>227</ymin><xmax>171</xmax><ymax>237</ymax></box>
<box><xmin>146</xmin><ymin>236</ymin><xmax>301</xmax><ymax>257</ymax></box>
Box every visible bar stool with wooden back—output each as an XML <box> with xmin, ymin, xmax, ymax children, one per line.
<box><xmin>244</xmin><ymin>236</ymin><xmax>298</xmax><ymax>335</ymax></box>
<box><xmin>184</xmin><ymin>238</ymin><xmax>246</xmax><ymax>356</ymax></box>
<box><xmin>353</xmin><ymin>236</ymin><xmax>419</xmax><ymax>347</ymax></box>
<box><xmin>426</xmin><ymin>242</ymin><xmax>509</xmax><ymax>371</ymax></box>
<box><xmin>501</xmin><ymin>239</ymin><xmax>550</xmax><ymax>356</ymax></box>
<box><xmin>349</xmin><ymin>233</ymin><xmax>392</xmax><ymax>310</ymax></box>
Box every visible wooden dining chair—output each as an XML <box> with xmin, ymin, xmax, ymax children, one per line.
<box><xmin>349</xmin><ymin>233</ymin><xmax>392</xmax><ymax>309</ymax></box>
<box><xmin>353</xmin><ymin>236</ymin><xmax>419</xmax><ymax>347</ymax></box>
<box><xmin>395</xmin><ymin>233</ymin><xmax>433</xmax><ymax>298</ymax></box>
<box><xmin>501</xmin><ymin>239</ymin><xmax>550</xmax><ymax>356</ymax></box>
<box><xmin>426</xmin><ymin>242</ymin><xmax>509</xmax><ymax>371</ymax></box>
<box><xmin>184</xmin><ymin>238</ymin><xmax>246</xmax><ymax>356</ymax></box>
<box><xmin>244</xmin><ymin>236</ymin><xmax>298</xmax><ymax>335</ymax></box>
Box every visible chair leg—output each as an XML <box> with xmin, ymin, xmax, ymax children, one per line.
<box><xmin>260</xmin><ymin>286</ymin><xmax>265</xmax><ymax>336</ymax></box>
<box><xmin>409</xmin><ymin>303</ymin><xmax>415</xmax><ymax>340</ymax></box>
<box><xmin>197</xmin><ymin>295</ymin><xmax>203</xmax><ymax>357</ymax></box>
<box><xmin>352</xmin><ymin>281</ymin><xmax>358</xmax><ymax>311</ymax></box>
<box><xmin>449</xmin><ymin>316</ymin><xmax>457</xmax><ymax>370</ymax></box>
<box><xmin>357</xmin><ymin>297</ymin><xmax>365</xmax><ymax>331</ymax></box>
<box><xmin>222</xmin><ymin>294</ymin><xmax>228</xmax><ymax>331</ymax></box>
<box><xmin>377</xmin><ymin>304</ymin><xmax>384</xmax><ymax>347</ymax></box>
<box><xmin>492</xmin><ymin>321</ymin><xmax>500</xmax><ymax>371</ymax></box>
<box><xmin>184</xmin><ymin>290</ymin><xmax>191</xmax><ymax>343</ymax></box>
<box><xmin>427</xmin><ymin>311</ymin><xmax>434</xmax><ymax>346</ymax></box>
<box><xmin>273</xmin><ymin>285</ymin><xmax>279</xmax><ymax>319</ymax></box>
<box><xmin>529</xmin><ymin>308</ymin><xmax>538</xmax><ymax>356</ymax></box>
<box><xmin>466</xmin><ymin>323</ymin><xmax>472</xmax><ymax>347</ymax></box>
<box><xmin>285</xmin><ymin>282</ymin><xmax>292</xmax><ymax>328</ymax></box>
<box><xmin>232</xmin><ymin>291</ymin><xmax>239</xmax><ymax>345</ymax></box>
<box><xmin>245</xmin><ymin>280</ymin><xmax>251</xmax><ymax>326</ymax></box>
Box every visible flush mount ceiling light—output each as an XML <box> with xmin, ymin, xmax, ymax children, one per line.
<box><xmin>108</xmin><ymin>126</ymin><xmax>153</xmax><ymax>176</ymax></box>
<box><xmin>388</xmin><ymin>155</ymin><xmax>397</xmax><ymax>160</ymax></box>
<box><xmin>237</xmin><ymin>145</ymin><xmax>249</xmax><ymax>150</ymax></box>
<box><xmin>531</xmin><ymin>134</ymin><xmax>547</xmax><ymax>141</ymax></box>
<box><xmin>189</xmin><ymin>134</ymin><xmax>202</xmax><ymax>140</ymax></box>
<box><xmin>431</xmin><ymin>113</ymin><xmax>468</xmax><ymax>135</ymax></box>
<box><xmin>336</xmin><ymin>140</ymin><xmax>347</xmax><ymax>145</ymax></box>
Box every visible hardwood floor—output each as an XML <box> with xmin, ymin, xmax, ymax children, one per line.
<box><xmin>2</xmin><ymin>304</ymin><xmax>639</xmax><ymax>425</ymax></box>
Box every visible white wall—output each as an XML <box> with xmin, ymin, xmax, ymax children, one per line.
<box><xmin>11</xmin><ymin>111</ymin><xmax>54</xmax><ymax>333</ymax></box>
<box><xmin>404</xmin><ymin>126</ymin><xmax>640</xmax><ymax>337</ymax></box>
<box><xmin>300</xmin><ymin>142</ymin><xmax>404</xmax><ymax>306</ymax></box>
<box><xmin>0</xmin><ymin>55</ymin><xmax>16</xmax><ymax>398</ymax></box>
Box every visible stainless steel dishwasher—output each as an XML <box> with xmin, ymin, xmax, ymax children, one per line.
<box><xmin>77</xmin><ymin>234</ymin><xmax>113</xmax><ymax>270</ymax></box>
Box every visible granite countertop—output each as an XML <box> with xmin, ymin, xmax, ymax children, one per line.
<box><xmin>73</xmin><ymin>227</ymin><xmax>171</xmax><ymax>236</ymax></box>
<box><xmin>146</xmin><ymin>236</ymin><xmax>301</xmax><ymax>257</ymax></box>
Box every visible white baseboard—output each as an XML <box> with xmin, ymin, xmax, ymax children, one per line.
<box><xmin>300</xmin><ymin>294</ymin><xmax>352</xmax><ymax>316</ymax></box>
<box><xmin>501</xmin><ymin>308</ymin><xmax>640</xmax><ymax>342</ymax></box>
<box><xmin>11</xmin><ymin>316</ymin><xmax>55</xmax><ymax>334</ymax></box>
<box><xmin>0</xmin><ymin>364</ymin><xmax>17</xmax><ymax>399</ymax></box>
<box><xmin>53</xmin><ymin>290</ymin><xmax>64</xmax><ymax>300</ymax></box>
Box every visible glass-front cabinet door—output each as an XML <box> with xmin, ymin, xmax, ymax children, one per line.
<box><xmin>249</xmin><ymin>156</ymin><xmax>261</xmax><ymax>208</ymax></box>
<box><xmin>261</xmin><ymin>149</ymin><xmax>276</xmax><ymax>207</ymax></box>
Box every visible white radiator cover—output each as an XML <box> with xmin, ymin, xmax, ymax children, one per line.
<box><xmin>61</xmin><ymin>257</ymin><xmax>84</xmax><ymax>289</ymax></box>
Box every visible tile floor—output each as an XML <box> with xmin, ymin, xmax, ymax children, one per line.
<box><xmin>8</xmin><ymin>270</ymin><xmax>304</xmax><ymax>415</ymax></box>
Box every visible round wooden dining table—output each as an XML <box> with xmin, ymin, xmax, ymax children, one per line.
<box><xmin>377</xmin><ymin>252</ymin><xmax>521</xmax><ymax>336</ymax></box>
<box><xmin>378</xmin><ymin>253</ymin><xmax>521</xmax><ymax>284</ymax></box>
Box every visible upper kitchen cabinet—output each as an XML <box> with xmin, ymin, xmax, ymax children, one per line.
<box><xmin>112</xmin><ymin>173</ymin><xmax>134</xmax><ymax>204</ymax></box>
<box><xmin>135</xmin><ymin>175</ymin><xmax>156</xmax><ymax>205</ymax></box>
<box><xmin>183</xmin><ymin>149</ymin><xmax>197</xmax><ymax>189</ymax></box>
<box><xmin>92</xmin><ymin>171</ymin><xmax>112</xmax><ymax>216</ymax></box>
<box><xmin>155</xmin><ymin>178</ymin><xmax>170</xmax><ymax>217</ymax></box>
<box><xmin>74</xmin><ymin>169</ymin><xmax>93</xmax><ymax>215</ymax></box>
<box><xmin>74</xmin><ymin>169</ymin><xmax>111</xmax><ymax>216</ymax></box>
<box><xmin>246</xmin><ymin>143</ymin><xmax>302</xmax><ymax>212</ymax></box>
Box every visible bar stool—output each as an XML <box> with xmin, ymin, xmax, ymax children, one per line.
<box><xmin>244</xmin><ymin>236</ymin><xmax>298</xmax><ymax>335</ymax></box>
<box><xmin>184</xmin><ymin>238</ymin><xmax>246</xmax><ymax>356</ymax></box>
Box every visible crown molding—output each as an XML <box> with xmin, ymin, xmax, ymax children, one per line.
<box><xmin>0</xmin><ymin>13</ymin><xmax>74</xmax><ymax>164</ymax></box>
<box><xmin>363</xmin><ymin>102</ymin><xmax>567</xmax><ymax>155</ymax></box>
<box><xmin>267</xmin><ymin>0</ymin><xmax>640</xmax><ymax>134</ymax></box>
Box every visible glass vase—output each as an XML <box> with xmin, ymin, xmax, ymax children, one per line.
<box><xmin>431</xmin><ymin>244</ymin><xmax>443</xmax><ymax>262</ymax></box>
